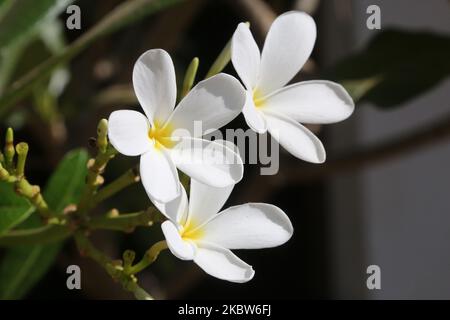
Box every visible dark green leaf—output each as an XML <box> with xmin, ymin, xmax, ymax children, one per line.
<box><xmin>0</xmin><ymin>0</ymin><xmax>72</xmax><ymax>50</ymax></box>
<box><xmin>0</xmin><ymin>182</ymin><xmax>34</xmax><ymax>236</ymax></box>
<box><xmin>0</xmin><ymin>149</ymin><xmax>88</xmax><ymax>299</ymax></box>
<box><xmin>43</xmin><ymin>148</ymin><xmax>88</xmax><ymax>213</ymax></box>
<box><xmin>326</xmin><ymin>29</ymin><xmax>450</xmax><ymax>108</ymax></box>
<box><xmin>0</xmin><ymin>0</ymin><xmax>185</xmax><ymax>116</ymax></box>
<box><xmin>0</xmin><ymin>242</ymin><xmax>60</xmax><ymax>299</ymax></box>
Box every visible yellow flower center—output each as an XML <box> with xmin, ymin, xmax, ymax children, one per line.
<box><xmin>180</xmin><ymin>218</ymin><xmax>204</xmax><ymax>242</ymax></box>
<box><xmin>148</xmin><ymin>120</ymin><xmax>176</xmax><ymax>149</ymax></box>
<box><xmin>253</xmin><ymin>89</ymin><xmax>266</xmax><ymax>108</ymax></box>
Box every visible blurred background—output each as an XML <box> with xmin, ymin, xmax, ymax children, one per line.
<box><xmin>0</xmin><ymin>0</ymin><xmax>449</xmax><ymax>299</ymax></box>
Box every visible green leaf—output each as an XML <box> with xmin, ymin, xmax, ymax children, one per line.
<box><xmin>0</xmin><ymin>182</ymin><xmax>34</xmax><ymax>236</ymax></box>
<box><xmin>0</xmin><ymin>0</ymin><xmax>72</xmax><ymax>50</ymax></box>
<box><xmin>327</xmin><ymin>29</ymin><xmax>450</xmax><ymax>108</ymax></box>
<box><xmin>43</xmin><ymin>148</ymin><xmax>88</xmax><ymax>213</ymax></box>
<box><xmin>0</xmin><ymin>0</ymin><xmax>185</xmax><ymax>117</ymax></box>
<box><xmin>0</xmin><ymin>243</ymin><xmax>60</xmax><ymax>299</ymax></box>
<box><xmin>0</xmin><ymin>149</ymin><xmax>88</xmax><ymax>299</ymax></box>
<box><xmin>0</xmin><ymin>0</ymin><xmax>72</xmax><ymax>94</ymax></box>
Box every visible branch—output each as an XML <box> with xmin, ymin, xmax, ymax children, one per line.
<box><xmin>124</xmin><ymin>240</ymin><xmax>167</xmax><ymax>275</ymax></box>
<box><xmin>286</xmin><ymin>113</ymin><xmax>450</xmax><ymax>184</ymax></box>
<box><xmin>77</xmin><ymin>120</ymin><xmax>117</xmax><ymax>215</ymax></box>
<box><xmin>75</xmin><ymin>231</ymin><xmax>154</xmax><ymax>300</ymax></box>
<box><xmin>91</xmin><ymin>167</ymin><xmax>140</xmax><ymax>208</ymax></box>
<box><xmin>87</xmin><ymin>207</ymin><xmax>164</xmax><ymax>232</ymax></box>
<box><xmin>0</xmin><ymin>225</ymin><xmax>71</xmax><ymax>247</ymax></box>
<box><xmin>0</xmin><ymin>151</ymin><xmax>55</xmax><ymax>221</ymax></box>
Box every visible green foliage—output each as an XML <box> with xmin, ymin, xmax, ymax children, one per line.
<box><xmin>0</xmin><ymin>149</ymin><xmax>88</xmax><ymax>299</ymax></box>
<box><xmin>0</xmin><ymin>0</ymin><xmax>72</xmax><ymax>95</ymax></box>
<box><xmin>0</xmin><ymin>0</ymin><xmax>185</xmax><ymax>117</ymax></box>
<box><xmin>0</xmin><ymin>240</ymin><xmax>61</xmax><ymax>299</ymax></box>
<box><xmin>0</xmin><ymin>182</ymin><xmax>34</xmax><ymax>236</ymax></box>
<box><xmin>0</xmin><ymin>0</ymin><xmax>72</xmax><ymax>49</ymax></box>
<box><xmin>328</xmin><ymin>29</ymin><xmax>450</xmax><ymax>108</ymax></box>
<box><xmin>43</xmin><ymin>149</ymin><xmax>88</xmax><ymax>213</ymax></box>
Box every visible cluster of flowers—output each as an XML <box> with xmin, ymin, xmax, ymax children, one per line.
<box><xmin>107</xmin><ymin>11</ymin><xmax>354</xmax><ymax>282</ymax></box>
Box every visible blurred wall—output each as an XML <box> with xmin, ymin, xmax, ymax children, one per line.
<box><xmin>322</xmin><ymin>0</ymin><xmax>450</xmax><ymax>299</ymax></box>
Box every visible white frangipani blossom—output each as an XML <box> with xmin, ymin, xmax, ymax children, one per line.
<box><xmin>154</xmin><ymin>179</ymin><xmax>293</xmax><ymax>283</ymax></box>
<box><xmin>108</xmin><ymin>49</ymin><xmax>246</xmax><ymax>203</ymax></box>
<box><xmin>231</xmin><ymin>11</ymin><xmax>355</xmax><ymax>163</ymax></box>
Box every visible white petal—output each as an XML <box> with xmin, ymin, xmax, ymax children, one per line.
<box><xmin>257</xmin><ymin>11</ymin><xmax>316</xmax><ymax>96</ymax></box>
<box><xmin>170</xmin><ymin>137</ymin><xmax>243</xmax><ymax>188</ymax></box>
<box><xmin>201</xmin><ymin>203</ymin><xmax>293</xmax><ymax>249</ymax></box>
<box><xmin>242</xmin><ymin>90</ymin><xmax>267</xmax><ymax>133</ymax></box>
<box><xmin>188</xmin><ymin>179</ymin><xmax>234</xmax><ymax>227</ymax></box>
<box><xmin>133</xmin><ymin>49</ymin><xmax>176</xmax><ymax>124</ymax></box>
<box><xmin>264</xmin><ymin>80</ymin><xmax>354</xmax><ymax>124</ymax></box>
<box><xmin>140</xmin><ymin>146</ymin><xmax>180</xmax><ymax>203</ymax></box>
<box><xmin>108</xmin><ymin>110</ymin><xmax>152</xmax><ymax>156</ymax></box>
<box><xmin>231</xmin><ymin>22</ymin><xmax>260</xmax><ymax>90</ymax></box>
<box><xmin>264</xmin><ymin>110</ymin><xmax>325</xmax><ymax>163</ymax></box>
<box><xmin>212</xmin><ymin>139</ymin><xmax>242</xmax><ymax>159</ymax></box>
<box><xmin>167</xmin><ymin>74</ymin><xmax>245</xmax><ymax>138</ymax></box>
<box><xmin>194</xmin><ymin>242</ymin><xmax>254</xmax><ymax>283</ymax></box>
<box><xmin>161</xmin><ymin>221</ymin><xmax>195</xmax><ymax>260</ymax></box>
<box><xmin>148</xmin><ymin>183</ymin><xmax>188</xmax><ymax>224</ymax></box>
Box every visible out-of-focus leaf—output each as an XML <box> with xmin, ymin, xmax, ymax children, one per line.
<box><xmin>0</xmin><ymin>149</ymin><xmax>88</xmax><ymax>299</ymax></box>
<box><xmin>0</xmin><ymin>242</ymin><xmax>60</xmax><ymax>299</ymax></box>
<box><xmin>0</xmin><ymin>0</ymin><xmax>14</xmax><ymax>22</ymax></box>
<box><xmin>0</xmin><ymin>0</ymin><xmax>185</xmax><ymax>117</ymax></box>
<box><xmin>43</xmin><ymin>148</ymin><xmax>88</xmax><ymax>213</ymax></box>
<box><xmin>327</xmin><ymin>29</ymin><xmax>450</xmax><ymax>108</ymax></box>
<box><xmin>0</xmin><ymin>42</ymin><xmax>24</xmax><ymax>94</ymax></box>
<box><xmin>0</xmin><ymin>0</ymin><xmax>71</xmax><ymax>94</ymax></box>
<box><xmin>0</xmin><ymin>182</ymin><xmax>34</xmax><ymax>236</ymax></box>
<box><xmin>0</xmin><ymin>0</ymin><xmax>72</xmax><ymax>50</ymax></box>
<box><xmin>39</xmin><ymin>18</ymin><xmax>71</xmax><ymax>97</ymax></box>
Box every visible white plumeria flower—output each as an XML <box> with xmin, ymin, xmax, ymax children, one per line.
<box><xmin>154</xmin><ymin>179</ymin><xmax>293</xmax><ymax>283</ymax></box>
<box><xmin>108</xmin><ymin>49</ymin><xmax>246</xmax><ymax>203</ymax></box>
<box><xmin>231</xmin><ymin>11</ymin><xmax>355</xmax><ymax>163</ymax></box>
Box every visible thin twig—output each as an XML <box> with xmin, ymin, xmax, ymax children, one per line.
<box><xmin>0</xmin><ymin>225</ymin><xmax>71</xmax><ymax>247</ymax></box>
<box><xmin>91</xmin><ymin>167</ymin><xmax>140</xmax><ymax>208</ymax></box>
<box><xmin>87</xmin><ymin>207</ymin><xmax>164</xmax><ymax>232</ymax></box>
<box><xmin>75</xmin><ymin>231</ymin><xmax>154</xmax><ymax>300</ymax></box>
<box><xmin>284</xmin><ymin>113</ymin><xmax>450</xmax><ymax>184</ymax></box>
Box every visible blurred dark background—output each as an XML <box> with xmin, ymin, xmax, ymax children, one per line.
<box><xmin>1</xmin><ymin>0</ymin><xmax>449</xmax><ymax>299</ymax></box>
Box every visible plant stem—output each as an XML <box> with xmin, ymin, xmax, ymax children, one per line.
<box><xmin>0</xmin><ymin>151</ymin><xmax>56</xmax><ymax>220</ymax></box>
<box><xmin>15</xmin><ymin>142</ymin><xmax>28</xmax><ymax>179</ymax></box>
<box><xmin>285</xmin><ymin>113</ymin><xmax>450</xmax><ymax>184</ymax></box>
<box><xmin>204</xmin><ymin>21</ymin><xmax>250</xmax><ymax>79</ymax></box>
<box><xmin>0</xmin><ymin>162</ymin><xmax>15</xmax><ymax>183</ymax></box>
<box><xmin>205</xmin><ymin>39</ymin><xmax>232</xmax><ymax>79</ymax></box>
<box><xmin>91</xmin><ymin>167</ymin><xmax>139</xmax><ymax>207</ymax></box>
<box><xmin>0</xmin><ymin>225</ymin><xmax>71</xmax><ymax>246</ymax></box>
<box><xmin>4</xmin><ymin>127</ymin><xmax>14</xmax><ymax>171</ymax></box>
<box><xmin>15</xmin><ymin>178</ymin><xmax>52</xmax><ymax>219</ymax></box>
<box><xmin>77</xmin><ymin>144</ymin><xmax>117</xmax><ymax>215</ymax></box>
<box><xmin>87</xmin><ymin>207</ymin><xmax>164</xmax><ymax>232</ymax></box>
<box><xmin>181</xmin><ymin>57</ymin><xmax>199</xmax><ymax>98</ymax></box>
<box><xmin>75</xmin><ymin>231</ymin><xmax>154</xmax><ymax>300</ymax></box>
<box><xmin>125</xmin><ymin>240</ymin><xmax>168</xmax><ymax>275</ymax></box>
